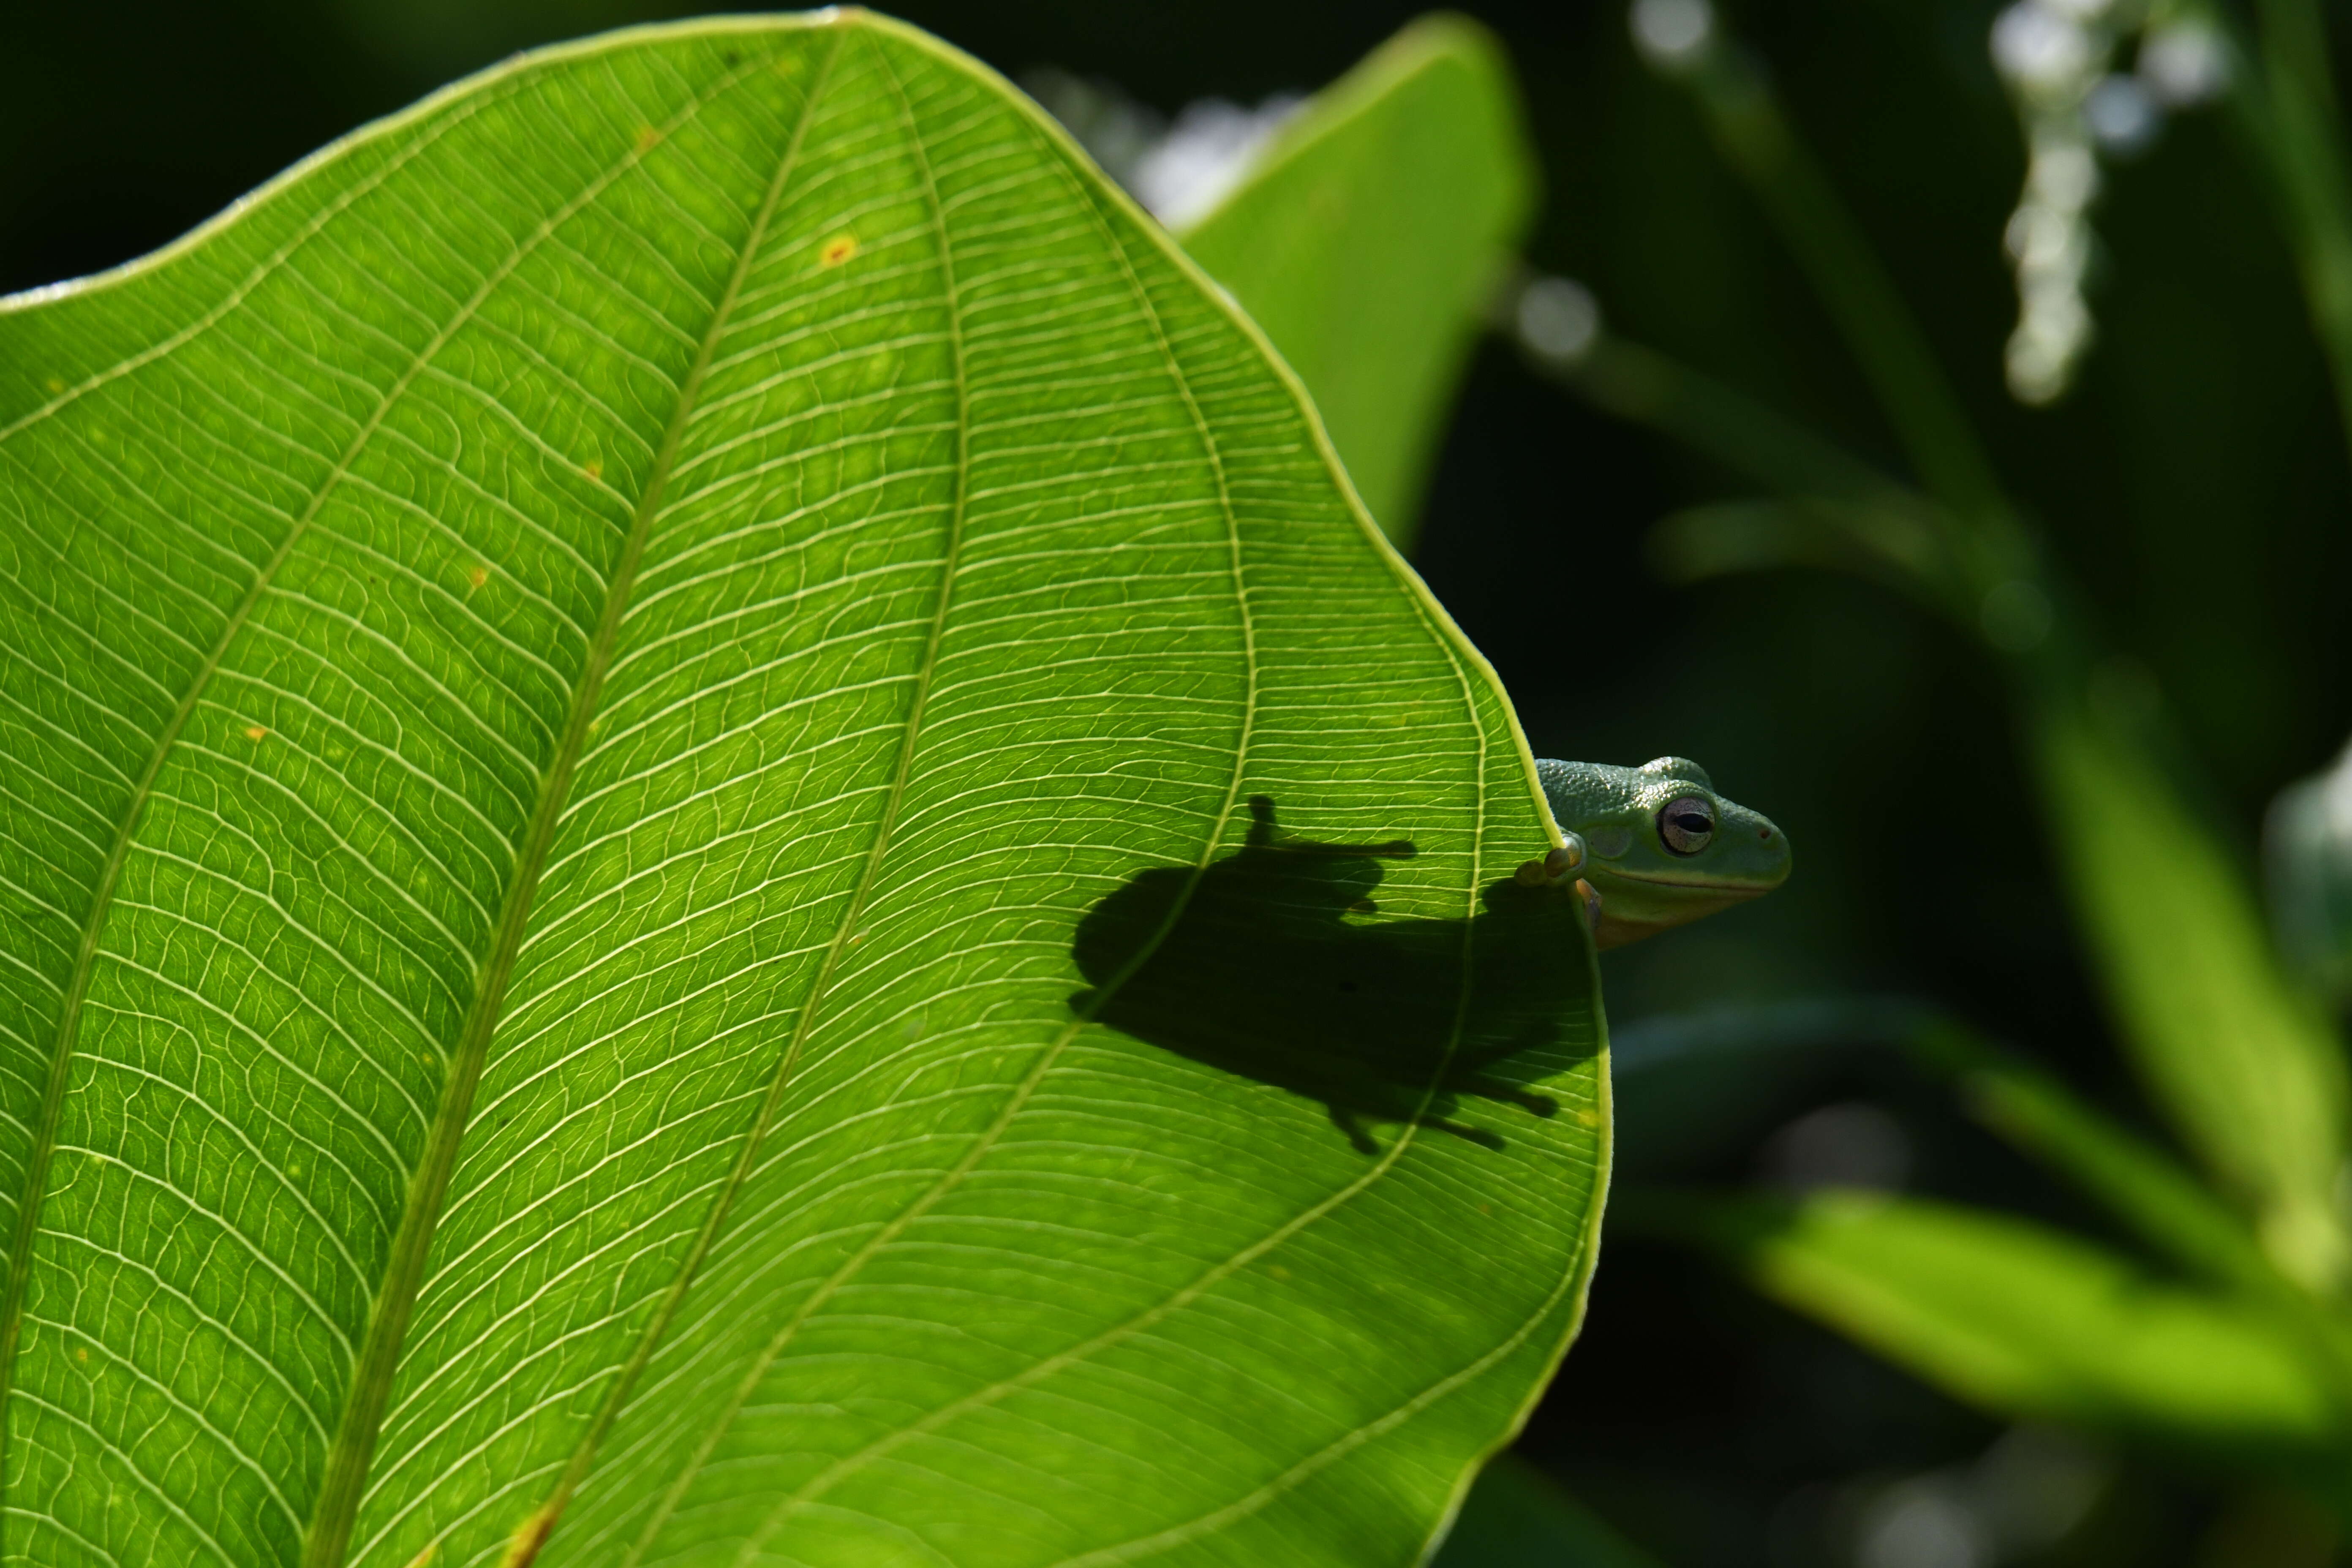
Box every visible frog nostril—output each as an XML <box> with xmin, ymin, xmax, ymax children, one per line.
<box><xmin>1759</xmin><ymin>827</ymin><xmax>1772</xmax><ymax>840</ymax></box>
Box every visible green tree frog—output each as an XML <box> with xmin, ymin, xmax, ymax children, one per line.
<box><xmin>1528</xmin><ymin>756</ymin><xmax>1791</xmax><ymax>948</ymax></box>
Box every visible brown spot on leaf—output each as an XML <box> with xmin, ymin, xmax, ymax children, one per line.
<box><xmin>468</xmin><ymin>565</ymin><xmax>489</xmax><ymax>591</ymax></box>
<box><xmin>583</xmin><ymin>458</ymin><xmax>604</xmax><ymax>482</ymax></box>
<box><xmin>43</xmin><ymin>377</ymin><xmax>64</xmax><ymax>395</ymax></box>
<box><xmin>819</xmin><ymin>233</ymin><xmax>859</xmax><ymax>267</ymax></box>
<box><xmin>500</xmin><ymin>1504</ymin><xmax>558</xmax><ymax>1568</ymax></box>
<box><xmin>400</xmin><ymin>1545</ymin><xmax>438</xmax><ymax>1568</ymax></box>
<box><xmin>634</xmin><ymin>125</ymin><xmax>662</xmax><ymax>153</ymax></box>
<box><xmin>243</xmin><ymin>725</ymin><xmax>267</xmax><ymax>742</ymax></box>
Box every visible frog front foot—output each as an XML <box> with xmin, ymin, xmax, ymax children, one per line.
<box><xmin>1513</xmin><ymin>834</ymin><xmax>1591</xmax><ymax>889</ymax></box>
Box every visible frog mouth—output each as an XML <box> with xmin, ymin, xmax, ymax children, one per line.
<box><xmin>1596</xmin><ymin>869</ymin><xmax>1772</xmax><ymax>896</ymax></box>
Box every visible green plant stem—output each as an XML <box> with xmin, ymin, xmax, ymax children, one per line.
<box><xmin>1541</xmin><ymin>336</ymin><xmax>1978</xmax><ymax>618</ymax></box>
<box><xmin>2246</xmin><ymin>0</ymin><xmax>2352</xmax><ymax>476</ymax></box>
<box><xmin>1571</xmin><ymin>337</ymin><xmax>1903</xmax><ymax>503</ymax></box>
<box><xmin>1608</xmin><ymin>3</ymin><xmax>2352</xmax><ymax>1345</ymax></box>
<box><xmin>1678</xmin><ymin>48</ymin><xmax>2010</xmax><ymax>535</ymax></box>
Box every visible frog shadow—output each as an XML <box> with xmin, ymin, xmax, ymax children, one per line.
<box><xmin>1068</xmin><ymin>796</ymin><xmax>1598</xmax><ymax>1154</ymax></box>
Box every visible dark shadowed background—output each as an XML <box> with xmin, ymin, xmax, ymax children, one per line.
<box><xmin>12</xmin><ymin>2</ymin><xmax>2349</xmax><ymax>1562</ymax></box>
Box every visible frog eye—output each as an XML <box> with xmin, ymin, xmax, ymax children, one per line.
<box><xmin>1658</xmin><ymin>795</ymin><xmax>1715</xmax><ymax>855</ymax></box>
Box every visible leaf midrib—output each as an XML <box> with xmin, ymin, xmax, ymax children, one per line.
<box><xmin>291</xmin><ymin>42</ymin><xmax>838</xmax><ymax>1568</ymax></box>
<box><xmin>737</xmin><ymin>589</ymin><xmax>1506</xmax><ymax>1567</ymax></box>
<box><xmin>713</xmin><ymin>182</ymin><xmax>1529</xmax><ymax>1533</ymax></box>
<box><xmin>624</xmin><ymin>60</ymin><xmax>1293</xmax><ymax>1564</ymax></box>
<box><xmin>436</xmin><ymin>33</ymin><xmax>860</xmax><ymax>1568</ymax></box>
<box><xmin>0</xmin><ymin>61</ymin><xmax>760</xmax><ymax>1556</ymax></box>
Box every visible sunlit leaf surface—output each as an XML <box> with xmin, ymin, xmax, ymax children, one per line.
<box><xmin>0</xmin><ymin>12</ymin><xmax>1605</xmax><ymax>1566</ymax></box>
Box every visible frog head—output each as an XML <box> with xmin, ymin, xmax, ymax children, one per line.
<box><xmin>1534</xmin><ymin>756</ymin><xmax>1791</xmax><ymax>949</ymax></box>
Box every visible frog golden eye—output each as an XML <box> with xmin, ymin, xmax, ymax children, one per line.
<box><xmin>1658</xmin><ymin>795</ymin><xmax>1715</xmax><ymax>855</ymax></box>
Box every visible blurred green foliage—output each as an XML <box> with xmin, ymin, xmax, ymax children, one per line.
<box><xmin>1637</xmin><ymin>1186</ymin><xmax>2340</xmax><ymax>1452</ymax></box>
<box><xmin>1179</xmin><ymin>3</ymin><xmax>2352</xmax><ymax>1555</ymax></box>
<box><xmin>1568</xmin><ymin>0</ymin><xmax>2352</xmax><ymax>1547</ymax></box>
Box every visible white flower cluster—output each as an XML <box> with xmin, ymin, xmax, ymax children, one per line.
<box><xmin>1631</xmin><ymin>0</ymin><xmax>1716</xmax><ymax>71</ymax></box>
<box><xmin>1990</xmin><ymin>0</ymin><xmax>2228</xmax><ymax>403</ymax></box>
<box><xmin>1021</xmin><ymin>71</ymin><xmax>1301</xmax><ymax>232</ymax></box>
<box><xmin>1128</xmin><ymin>95</ymin><xmax>1304</xmax><ymax>231</ymax></box>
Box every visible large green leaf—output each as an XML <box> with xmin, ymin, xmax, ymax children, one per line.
<box><xmin>1176</xmin><ymin>16</ymin><xmax>1535</xmax><ymax>546</ymax></box>
<box><xmin>1633</xmin><ymin>1190</ymin><xmax>2344</xmax><ymax>1457</ymax></box>
<box><xmin>0</xmin><ymin>13</ymin><xmax>1606</xmax><ymax>1567</ymax></box>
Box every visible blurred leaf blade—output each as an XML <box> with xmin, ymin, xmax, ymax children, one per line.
<box><xmin>1912</xmin><ymin>1022</ymin><xmax>2292</xmax><ymax>1302</ymax></box>
<box><xmin>1614</xmin><ymin>1000</ymin><xmax>2293</xmax><ymax>1304</ymax></box>
<box><xmin>2036</xmin><ymin>702</ymin><xmax>2352</xmax><ymax>1291</ymax></box>
<box><xmin>1178</xmin><ymin>13</ymin><xmax>1536</xmax><ymax>545</ymax></box>
<box><xmin>1633</xmin><ymin>1190</ymin><xmax>2345</xmax><ymax>1454</ymax></box>
<box><xmin>0</xmin><ymin>14</ymin><xmax>1606</xmax><ymax>1567</ymax></box>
